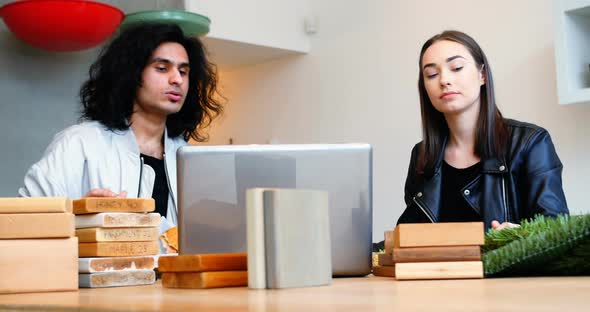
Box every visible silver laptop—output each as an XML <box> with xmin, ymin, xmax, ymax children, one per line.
<box><xmin>176</xmin><ymin>143</ymin><xmax>372</xmax><ymax>276</ymax></box>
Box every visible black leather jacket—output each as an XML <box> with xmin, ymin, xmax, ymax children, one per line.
<box><xmin>397</xmin><ymin>119</ymin><xmax>569</xmax><ymax>231</ymax></box>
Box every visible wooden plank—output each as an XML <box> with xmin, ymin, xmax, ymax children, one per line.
<box><xmin>78</xmin><ymin>256</ymin><xmax>155</xmax><ymax>273</ymax></box>
<box><xmin>75</xmin><ymin>227</ymin><xmax>159</xmax><ymax>242</ymax></box>
<box><xmin>377</xmin><ymin>253</ymin><xmax>395</xmax><ymax>266</ymax></box>
<box><xmin>394</xmin><ymin>222</ymin><xmax>484</xmax><ymax>248</ymax></box>
<box><xmin>393</xmin><ymin>245</ymin><xmax>481</xmax><ymax>263</ymax></box>
<box><xmin>372</xmin><ymin>265</ymin><xmax>396</xmax><ymax>277</ymax></box>
<box><xmin>158</xmin><ymin>253</ymin><xmax>247</xmax><ymax>273</ymax></box>
<box><xmin>73</xmin><ymin>198</ymin><xmax>154</xmax><ymax>214</ymax></box>
<box><xmin>0</xmin><ymin>197</ymin><xmax>72</xmax><ymax>214</ymax></box>
<box><xmin>384</xmin><ymin>230</ymin><xmax>395</xmax><ymax>254</ymax></box>
<box><xmin>75</xmin><ymin>212</ymin><xmax>160</xmax><ymax>228</ymax></box>
<box><xmin>161</xmin><ymin>271</ymin><xmax>248</xmax><ymax>289</ymax></box>
<box><xmin>79</xmin><ymin>241</ymin><xmax>159</xmax><ymax>257</ymax></box>
<box><xmin>0</xmin><ymin>238</ymin><xmax>78</xmax><ymax>294</ymax></box>
<box><xmin>395</xmin><ymin>261</ymin><xmax>484</xmax><ymax>280</ymax></box>
<box><xmin>0</xmin><ymin>213</ymin><xmax>74</xmax><ymax>239</ymax></box>
<box><xmin>79</xmin><ymin>270</ymin><xmax>155</xmax><ymax>288</ymax></box>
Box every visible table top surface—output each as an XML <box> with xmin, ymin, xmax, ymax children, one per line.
<box><xmin>1</xmin><ymin>275</ymin><xmax>589</xmax><ymax>311</ymax></box>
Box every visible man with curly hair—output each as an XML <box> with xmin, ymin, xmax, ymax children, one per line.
<box><xmin>19</xmin><ymin>23</ymin><xmax>223</xmax><ymax>227</ymax></box>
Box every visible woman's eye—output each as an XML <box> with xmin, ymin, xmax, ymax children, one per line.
<box><xmin>426</xmin><ymin>73</ymin><xmax>438</xmax><ymax>79</ymax></box>
<box><xmin>452</xmin><ymin>66</ymin><xmax>464</xmax><ymax>72</ymax></box>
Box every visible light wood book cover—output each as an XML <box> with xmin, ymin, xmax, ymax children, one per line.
<box><xmin>395</xmin><ymin>261</ymin><xmax>484</xmax><ymax>280</ymax></box>
<box><xmin>79</xmin><ymin>241</ymin><xmax>159</xmax><ymax>257</ymax></box>
<box><xmin>372</xmin><ymin>265</ymin><xmax>396</xmax><ymax>277</ymax></box>
<box><xmin>162</xmin><ymin>271</ymin><xmax>248</xmax><ymax>289</ymax></box>
<box><xmin>73</xmin><ymin>198</ymin><xmax>155</xmax><ymax>214</ymax></box>
<box><xmin>0</xmin><ymin>197</ymin><xmax>72</xmax><ymax>214</ymax></box>
<box><xmin>76</xmin><ymin>227</ymin><xmax>159</xmax><ymax>242</ymax></box>
<box><xmin>0</xmin><ymin>237</ymin><xmax>78</xmax><ymax>294</ymax></box>
<box><xmin>0</xmin><ymin>213</ymin><xmax>74</xmax><ymax>239</ymax></box>
<box><xmin>75</xmin><ymin>212</ymin><xmax>160</xmax><ymax>228</ymax></box>
<box><xmin>378</xmin><ymin>253</ymin><xmax>395</xmax><ymax>266</ymax></box>
<box><xmin>158</xmin><ymin>253</ymin><xmax>247</xmax><ymax>273</ymax></box>
<box><xmin>79</xmin><ymin>256</ymin><xmax>156</xmax><ymax>273</ymax></box>
<box><xmin>79</xmin><ymin>270</ymin><xmax>155</xmax><ymax>288</ymax></box>
<box><xmin>393</xmin><ymin>245</ymin><xmax>481</xmax><ymax>263</ymax></box>
<box><xmin>384</xmin><ymin>230</ymin><xmax>395</xmax><ymax>254</ymax></box>
<box><xmin>245</xmin><ymin>188</ymin><xmax>332</xmax><ymax>289</ymax></box>
<box><xmin>394</xmin><ymin>222</ymin><xmax>484</xmax><ymax>248</ymax></box>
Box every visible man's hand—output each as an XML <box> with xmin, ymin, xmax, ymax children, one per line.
<box><xmin>491</xmin><ymin>220</ymin><xmax>520</xmax><ymax>231</ymax></box>
<box><xmin>84</xmin><ymin>189</ymin><xmax>128</xmax><ymax>198</ymax></box>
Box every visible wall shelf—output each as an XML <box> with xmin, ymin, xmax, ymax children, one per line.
<box><xmin>554</xmin><ymin>0</ymin><xmax>590</xmax><ymax>105</ymax></box>
<box><xmin>184</xmin><ymin>0</ymin><xmax>311</xmax><ymax>69</ymax></box>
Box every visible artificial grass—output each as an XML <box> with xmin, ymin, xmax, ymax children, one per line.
<box><xmin>482</xmin><ymin>214</ymin><xmax>590</xmax><ymax>277</ymax></box>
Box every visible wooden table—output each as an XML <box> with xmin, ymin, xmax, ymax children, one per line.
<box><xmin>1</xmin><ymin>275</ymin><xmax>588</xmax><ymax>311</ymax></box>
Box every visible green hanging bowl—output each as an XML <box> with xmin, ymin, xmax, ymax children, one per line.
<box><xmin>121</xmin><ymin>10</ymin><xmax>210</xmax><ymax>37</ymax></box>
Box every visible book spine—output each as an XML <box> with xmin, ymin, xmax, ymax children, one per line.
<box><xmin>0</xmin><ymin>213</ymin><xmax>74</xmax><ymax>239</ymax></box>
<box><xmin>0</xmin><ymin>197</ymin><xmax>71</xmax><ymax>213</ymax></box>
<box><xmin>246</xmin><ymin>188</ymin><xmax>267</xmax><ymax>289</ymax></box>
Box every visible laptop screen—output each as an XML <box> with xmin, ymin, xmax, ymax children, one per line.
<box><xmin>176</xmin><ymin>144</ymin><xmax>372</xmax><ymax>276</ymax></box>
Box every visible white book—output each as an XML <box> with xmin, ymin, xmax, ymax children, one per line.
<box><xmin>78</xmin><ymin>256</ymin><xmax>156</xmax><ymax>273</ymax></box>
<box><xmin>246</xmin><ymin>188</ymin><xmax>268</xmax><ymax>289</ymax></box>
<box><xmin>79</xmin><ymin>270</ymin><xmax>155</xmax><ymax>288</ymax></box>
<box><xmin>247</xmin><ymin>188</ymin><xmax>332</xmax><ymax>289</ymax></box>
<box><xmin>75</xmin><ymin>212</ymin><xmax>160</xmax><ymax>228</ymax></box>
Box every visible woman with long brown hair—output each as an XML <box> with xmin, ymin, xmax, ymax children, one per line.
<box><xmin>397</xmin><ymin>30</ymin><xmax>568</xmax><ymax>231</ymax></box>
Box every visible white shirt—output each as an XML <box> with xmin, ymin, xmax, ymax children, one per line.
<box><xmin>19</xmin><ymin>121</ymin><xmax>187</xmax><ymax>227</ymax></box>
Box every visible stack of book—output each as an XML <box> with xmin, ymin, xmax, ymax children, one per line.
<box><xmin>392</xmin><ymin>222</ymin><xmax>484</xmax><ymax>280</ymax></box>
<box><xmin>159</xmin><ymin>253</ymin><xmax>248</xmax><ymax>289</ymax></box>
<box><xmin>372</xmin><ymin>229</ymin><xmax>396</xmax><ymax>277</ymax></box>
<box><xmin>74</xmin><ymin>198</ymin><xmax>160</xmax><ymax>288</ymax></box>
<box><xmin>0</xmin><ymin>197</ymin><xmax>77</xmax><ymax>294</ymax></box>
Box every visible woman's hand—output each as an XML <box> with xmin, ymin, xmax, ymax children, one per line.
<box><xmin>84</xmin><ymin>189</ymin><xmax>128</xmax><ymax>198</ymax></box>
<box><xmin>491</xmin><ymin>220</ymin><xmax>520</xmax><ymax>230</ymax></box>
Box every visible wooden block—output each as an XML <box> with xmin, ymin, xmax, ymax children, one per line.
<box><xmin>76</xmin><ymin>227</ymin><xmax>159</xmax><ymax>242</ymax></box>
<box><xmin>162</xmin><ymin>271</ymin><xmax>248</xmax><ymax>289</ymax></box>
<box><xmin>0</xmin><ymin>197</ymin><xmax>72</xmax><ymax>214</ymax></box>
<box><xmin>73</xmin><ymin>198</ymin><xmax>154</xmax><ymax>214</ymax></box>
<box><xmin>79</xmin><ymin>256</ymin><xmax>155</xmax><ymax>273</ymax></box>
<box><xmin>79</xmin><ymin>241</ymin><xmax>159</xmax><ymax>257</ymax></box>
<box><xmin>394</xmin><ymin>222</ymin><xmax>484</xmax><ymax>248</ymax></box>
<box><xmin>393</xmin><ymin>245</ymin><xmax>481</xmax><ymax>263</ymax></box>
<box><xmin>384</xmin><ymin>230</ymin><xmax>395</xmax><ymax>254</ymax></box>
<box><xmin>0</xmin><ymin>213</ymin><xmax>74</xmax><ymax>239</ymax></box>
<box><xmin>378</xmin><ymin>253</ymin><xmax>395</xmax><ymax>266</ymax></box>
<box><xmin>372</xmin><ymin>265</ymin><xmax>396</xmax><ymax>277</ymax></box>
<box><xmin>75</xmin><ymin>212</ymin><xmax>160</xmax><ymax>228</ymax></box>
<box><xmin>395</xmin><ymin>261</ymin><xmax>484</xmax><ymax>280</ymax></box>
<box><xmin>0</xmin><ymin>238</ymin><xmax>78</xmax><ymax>294</ymax></box>
<box><xmin>79</xmin><ymin>270</ymin><xmax>155</xmax><ymax>288</ymax></box>
<box><xmin>158</xmin><ymin>253</ymin><xmax>247</xmax><ymax>272</ymax></box>
<box><xmin>160</xmin><ymin>226</ymin><xmax>178</xmax><ymax>253</ymax></box>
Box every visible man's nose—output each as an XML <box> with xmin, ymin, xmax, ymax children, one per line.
<box><xmin>169</xmin><ymin>70</ymin><xmax>183</xmax><ymax>85</ymax></box>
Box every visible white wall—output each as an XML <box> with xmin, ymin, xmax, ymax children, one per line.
<box><xmin>205</xmin><ymin>0</ymin><xmax>590</xmax><ymax>242</ymax></box>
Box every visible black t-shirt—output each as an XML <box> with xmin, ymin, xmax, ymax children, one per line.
<box><xmin>439</xmin><ymin>160</ymin><xmax>482</xmax><ymax>222</ymax></box>
<box><xmin>141</xmin><ymin>154</ymin><xmax>169</xmax><ymax>218</ymax></box>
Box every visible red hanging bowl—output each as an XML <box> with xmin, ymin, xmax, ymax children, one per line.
<box><xmin>0</xmin><ymin>0</ymin><xmax>124</xmax><ymax>51</ymax></box>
